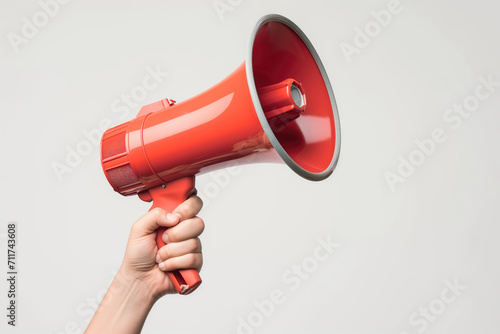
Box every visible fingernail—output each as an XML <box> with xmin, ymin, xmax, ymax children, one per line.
<box><xmin>162</xmin><ymin>233</ymin><xmax>169</xmax><ymax>244</ymax></box>
<box><xmin>158</xmin><ymin>262</ymin><xmax>165</xmax><ymax>270</ymax></box>
<box><xmin>166</xmin><ymin>213</ymin><xmax>177</xmax><ymax>223</ymax></box>
<box><xmin>155</xmin><ymin>253</ymin><xmax>161</xmax><ymax>263</ymax></box>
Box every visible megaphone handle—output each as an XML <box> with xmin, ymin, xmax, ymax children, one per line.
<box><xmin>148</xmin><ymin>176</ymin><xmax>202</xmax><ymax>295</ymax></box>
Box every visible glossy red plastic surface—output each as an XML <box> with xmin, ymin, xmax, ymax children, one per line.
<box><xmin>101</xmin><ymin>63</ymin><xmax>273</xmax><ymax>197</ymax></box>
<box><xmin>100</xmin><ymin>21</ymin><xmax>338</xmax><ymax>197</ymax></box>
<box><xmin>252</xmin><ymin>21</ymin><xmax>337</xmax><ymax>174</ymax></box>
<box><xmin>99</xmin><ymin>15</ymin><xmax>339</xmax><ymax>295</ymax></box>
<box><xmin>258</xmin><ymin>78</ymin><xmax>306</xmax><ymax>130</ymax></box>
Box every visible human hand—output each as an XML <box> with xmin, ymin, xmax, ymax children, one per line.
<box><xmin>85</xmin><ymin>196</ymin><xmax>204</xmax><ymax>334</ymax></box>
<box><xmin>120</xmin><ymin>195</ymin><xmax>204</xmax><ymax>299</ymax></box>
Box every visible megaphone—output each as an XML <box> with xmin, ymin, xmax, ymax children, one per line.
<box><xmin>100</xmin><ymin>14</ymin><xmax>341</xmax><ymax>295</ymax></box>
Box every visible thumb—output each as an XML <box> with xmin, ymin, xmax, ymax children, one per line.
<box><xmin>130</xmin><ymin>208</ymin><xmax>180</xmax><ymax>238</ymax></box>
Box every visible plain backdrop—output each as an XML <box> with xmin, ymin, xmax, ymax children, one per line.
<box><xmin>1</xmin><ymin>0</ymin><xmax>499</xmax><ymax>333</ymax></box>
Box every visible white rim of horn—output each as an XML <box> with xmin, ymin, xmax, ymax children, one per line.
<box><xmin>246</xmin><ymin>14</ymin><xmax>341</xmax><ymax>181</ymax></box>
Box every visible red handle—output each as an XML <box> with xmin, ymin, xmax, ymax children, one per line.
<box><xmin>148</xmin><ymin>176</ymin><xmax>202</xmax><ymax>295</ymax></box>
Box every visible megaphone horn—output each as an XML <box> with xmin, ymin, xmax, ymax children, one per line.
<box><xmin>100</xmin><ymin>14</ymin><xmax>341</xmax><ymax>295</ymax></box>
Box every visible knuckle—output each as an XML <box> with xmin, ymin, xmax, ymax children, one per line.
<box><xmin>130</xmin><ymin>221</ymin><xmax>140</xmax><ymax>233</ymax></box>
<box><xmin>180</xmin><ymin>197</ymin><xmax>203</xmax><ymax>217</ymax></box>
<box><xmin>195</xmin><ymin>253</ymin><xmax>203</xmax><ymax>269</ymax></box>
<box><xmin>183</xmin><ymin>202</ymin><xmax>195</xmax><ymax>215</ymax></box>
<box><xmin>167</xmin><ymin>229</ymin><xmax>179</xmax><ymax>242</ymax></box>
<box><xmin>194</xmin><ymin>217</ymin><xmax>205</xmax><ymax>233</ymax></box>
<box><xmin>160</xmin><ymin>245</ymin><xmax>169</xmax><ymax>259</ymax></box>
<box><xmin>161</xmin><ymin>261</ymin><xmax>172</xmax><ymax>272</ymax></box>
<box><xmin>150</xmin><ymin>207</ymin><xmax>164</xmax><ymax>220</ymax></box>
<box><xmin>192</xmin><ymin>196</ymin><xmax>203</xmax><ymax>210</ymax></box>
<box><xmin>188</xmin><ymin>238</ymin><xmax>199</xmax><ymax>252</ymax></box>
<box><xmin>186</xmin><ymin>253</ymin><xmax>197</xmax><ymax>266</ymax></box>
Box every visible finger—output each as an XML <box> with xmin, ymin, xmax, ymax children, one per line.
<box><xmin>156</xmin><ymin>238</ymin><xmax>202</xmax><ymax>263</ymax></box>
<box><xmin>162</xmin><ymin>216</ymin><xmax>205</xmax><ymax>244</ymax></box>
<box><xmin>131</xmin><ymin>208</ymin><xmax>180</xmax><ymax>238</ymax></box>
<box><xmin>172</xmin><ymin>196</ymin><xmax>203</xmax><ymax>221</ymax></box>
<box><xmin>158</xmin><ymin>253</ymin><xmax>203</xmax><ymax>272</ymax></box>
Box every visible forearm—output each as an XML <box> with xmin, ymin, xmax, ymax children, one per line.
<box><xmin>85</xmin><ymin>268</ymin><xmax>156</xmax><ymax>334</ymax></box>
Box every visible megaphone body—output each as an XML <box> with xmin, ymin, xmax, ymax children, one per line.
<box><xmin>100</xmin><ymin>14</ymin><xmax>341</xmax><ymax>295</ymax></box>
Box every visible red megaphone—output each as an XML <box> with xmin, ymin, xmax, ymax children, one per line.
<box><xmin>100</xmin><ymin>14</ymin><xmax>341</xmax><ymax>295</ymax></box>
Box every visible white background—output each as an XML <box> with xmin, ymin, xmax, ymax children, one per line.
<box><xmin>1</xmin><ymin>0</ymin><xmax>499</xmax><ymax>333</ymax></box>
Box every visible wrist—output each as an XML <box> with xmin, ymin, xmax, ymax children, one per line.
<box><xmin>101</xmin><ymin>268</ymin><xmax>156</xmax><ymax>330</ymax></box>
<box><xmin>114</xmin><ymin>266</ymin><xmax>158</xmax><ymax>307</ymax></box>
<box><xmin>85</xmin><ymin>268</ymin><xmax>157</xmax><ymax>334</ymax></box>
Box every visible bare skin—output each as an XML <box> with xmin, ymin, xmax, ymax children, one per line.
<box><xmin>85</xmin><ymin>196</ymin><xmax>204</xmax><ymax>334</ymax></box>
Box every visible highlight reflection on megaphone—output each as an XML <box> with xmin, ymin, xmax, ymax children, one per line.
<box><xmin>100</xmin><ymin>14</ymin><xmax>341</xmax><ymax>295</ymax></box>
